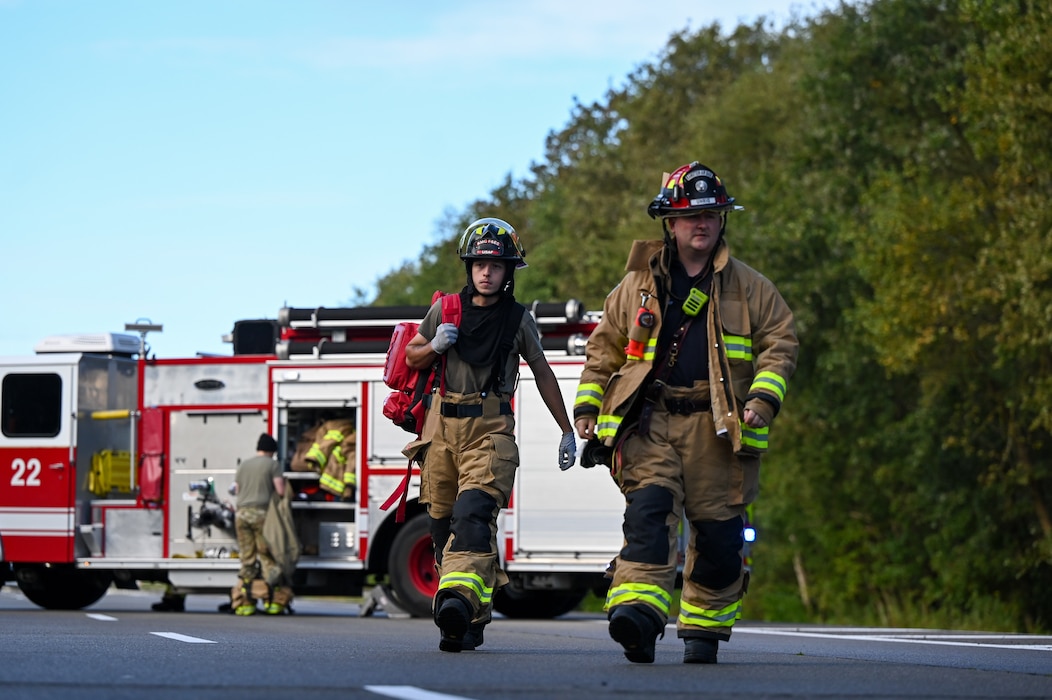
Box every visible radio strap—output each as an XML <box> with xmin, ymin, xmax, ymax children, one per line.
<box><xmin>637</xmin><ymin>317</ymin><xmax>694</xmax><ymax>436</ymax></box>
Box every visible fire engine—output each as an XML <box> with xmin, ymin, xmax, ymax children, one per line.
<box><xmin>0</xmin><ymin>301</ymin><xmax>625</xmax><ymax>618</ymax></box>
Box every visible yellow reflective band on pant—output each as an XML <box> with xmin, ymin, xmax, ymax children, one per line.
<box><xmin>605</xmin><ymin>583</ymin><xmax>672</xmax><ymax>616</ymax></box>
<box><xmin>438</xmin><ymin>572</ymin><xmax>493</xmax><ymax>605</ymax></box>
<box><xmin>723</xmin><ymin>334</ymin><xmax>753</xmax><ymax>361</ymax></box>
<box><xmin>343</xmin><ymin>472</ymin><xmax>356</xmax><ymax>486</ymax></box>
<box><xmin>596</xmin><ymin>415</ymin><xmax>622</xmax><ymax>440</ymax></box>
<box><xmin>741</xmin><ymin>423</ymin><xmax>769</xmax><ymax>451</ymax></box>
<box><xmin>319</xmin><ymin>473</ymin><xmax>345</xmax><ymax>493</ymax></box>
<box><xmin>332</xmin><ymin>446</ymin><xmax>347</xmax><ymax>465</ymax></box>
<box><xmin>678</xmin><ymin>598</ymin><xmax>741</xmax><ymax>630</ymax></box>
<box><xmin>575</xmin><ymin>382</ymin><xmax>604</xmax><ymax>410</ymax></box>
<box><xmin>306</xmin><ymin>445</ymin><xmax>325</xmax><ymax>464</ymax></box>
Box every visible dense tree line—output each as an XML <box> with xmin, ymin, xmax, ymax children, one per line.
<box><xmin>369</xmin><ymin>0</ymin><xmax>1052</xmax><ymax>632</ymax></box>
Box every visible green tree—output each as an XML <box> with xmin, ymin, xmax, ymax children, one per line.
<box><xmin>363</xmin><ymin>0</ymin><xmax>1052</xmax><ymax>631</ymax></box>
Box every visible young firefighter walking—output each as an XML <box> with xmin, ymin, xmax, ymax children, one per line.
<box><xmin>574</xmin><ymin>162</ymin><xmax>798</xmax><ymax>664</ymax></box>
<box><xmin>406</xmin><ymin>217</ymin><xmax>577</xmax><ymax>652</ymax></box>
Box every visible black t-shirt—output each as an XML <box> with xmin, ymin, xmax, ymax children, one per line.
<box><xmin>659</xmin><ymin>259</ymin><xmax>711</xmax><ymax>387</ymax></box>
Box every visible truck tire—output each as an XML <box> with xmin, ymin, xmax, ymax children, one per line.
<box><xmin>14</xmin><ymin>564</ymin><xmax>112</xmax><ymax>610</ymax></box>
<box><xmin>386</xmin><ymin>513</ymin><xmax>437</xmax><ymax>618</ymax></box>
<box><xmin>493</xmin><ymin>584</ymin><xmax>587</xmax><ymax>619</ymax></box>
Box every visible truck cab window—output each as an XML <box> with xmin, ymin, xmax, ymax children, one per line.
<box><xmin>2</xmin><ymin>373</ymin><xmax>62</xmax><ymax>437</ymax></box>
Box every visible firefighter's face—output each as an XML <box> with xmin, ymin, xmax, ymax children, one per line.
<box><xmin>471</xmin><ymin>260</ymin><xmax>507</xmax><ymax>296</ymax></box>
<box><xmin>668</xmin><ymin>211</ymin><xmax>723</xmax><ymax>257</ymax></box>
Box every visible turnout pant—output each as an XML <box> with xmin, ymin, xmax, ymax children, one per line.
<box><xmin>607</xmin><ymin>386</ymin><xmax>758</xmax><ymax>641</ymax></box>
<box><xmin>421</xmin><ymin>392</ymin><xmax>517</xmax><ymax>625</ymax></box>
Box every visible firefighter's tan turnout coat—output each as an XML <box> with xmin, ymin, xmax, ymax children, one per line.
<box><xmin>292</xmin><ymin>419</ymin><xmax>357</xmax><ymax>499</ymax></box>
<box><xmin>575</xmin><ymin>238</ymin><xmax>797</xmax><ymax>459</ymax></box>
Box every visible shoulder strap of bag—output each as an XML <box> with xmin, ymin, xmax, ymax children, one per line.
<box><xmin>486</xmin><ymin>303</ymin><xmax>526</xmax><ymax>395</ymax></box>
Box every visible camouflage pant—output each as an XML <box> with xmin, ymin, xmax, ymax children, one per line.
<box><xmin>236</xmin><ymin>506</ymin><xmax>280</xmax><ymax>584</ymax></box>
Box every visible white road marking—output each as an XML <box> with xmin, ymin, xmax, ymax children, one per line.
<box><xmin>150</xmin><ymin>632</ymin><xmax>216</xmax><ymax>644</ymax></box>
<box><xmin>736</xmin><ymin>627</ymin><xmax>1052</xmax><ymax>651</ymax></box>
<box><xmin>365</xmin><ymin>686</ymin><xmax>478</xmax><ymax>700</ymax></box>
<box><xmin>86</xmin><ymin>613</ymin><xmax>117</xmax><ymax>621</ymax></box>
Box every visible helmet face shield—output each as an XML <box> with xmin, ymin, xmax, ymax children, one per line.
<box><xmin>458</xmin><ymin>217</ymin><xmax>528</xmax><ymax>268</ymax></box>
<box><xmin>647</xmin><ymin>162</ymin><xmax>744</xmax><ymax>219</ymax></box>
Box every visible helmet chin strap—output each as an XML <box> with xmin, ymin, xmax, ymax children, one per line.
<box><xmin>661</xmin><ymin>218</ymin><xmax>676</xmax><ymax>246</ymax></box>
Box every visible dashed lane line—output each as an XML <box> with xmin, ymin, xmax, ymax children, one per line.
<box><xmin>365</xmin><ymin>686</ymin><xmax>478</xmax><ymax>700</ymax></box>
<box><xmin>150</xmin><ymin>632</ymin><xmax>216</xmax><ymax>644</ymax></box>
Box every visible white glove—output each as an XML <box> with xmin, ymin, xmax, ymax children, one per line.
<box><xmin>430</xmin><ymin>323</ymin><xmax>459</xmax><ymax>354</ymax></box>
<box><xmin>558</xmin><ymin>432</ymin><xmax>577</xmax><ymax>471</ymax></box>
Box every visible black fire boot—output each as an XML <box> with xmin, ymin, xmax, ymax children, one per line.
<box><xmin>435</xmin><ymin>592</ymin><xmax>472</xmax><ymax>653</ymax></box>
<box><xmin>608</xmin><ymin>604</ymin><xmax>664</xmax><ymax>664</ymax></box>
<box><xmin>683</xmin><ymin>637</ymin><xmax>719</xmax><ymax>664</ymax></box>
<box><xmin>460</xmin><ymin>621</ymin><xmax>486</xmax><ymax>651</ymax></box>
<box><xmin>151</xmin><ymin>594</ymin><xmax>185</xmax><ymax>612</ymax></box>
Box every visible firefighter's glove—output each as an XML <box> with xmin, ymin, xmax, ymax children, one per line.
<box><xmin>558</xmin><ymin>432</ymin><xmax>577</xmax><ymax>471</ymax></box>
<box><xmin>430</xmin><ymin>323</ymin><xmax>459</xmax><ymax>354</ymax></box>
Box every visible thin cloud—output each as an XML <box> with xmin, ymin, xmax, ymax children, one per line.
<box><xmin>300</xmin><ymin>1</ymin><xmax>693</xmax><ymax>70</ymax></box>
<box><xmin>89</xmin><ymin>1</ymin><xmax>696</xmax><ymax>76</ymax></box>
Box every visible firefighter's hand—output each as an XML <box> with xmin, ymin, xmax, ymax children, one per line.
<box><xmin>558</xmin><ymin>432</ymin><xmax>577</xmax><ymax>471</ymax></box>
<box><xmin>575</xmin><ymin>415</ymin><xmax>596</xmax><ymax>440</ymax></box>
<box><xmin>743</xmin><ymin>408</ymin><xmax>767</xmax><ymax>428</ymax></box>
<box><xmin>430</xmin><ymin>323</ymin><xmax>459</xmax><ymax>354</ymax></box>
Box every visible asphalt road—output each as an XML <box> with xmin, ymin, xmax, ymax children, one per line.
<box><xmin>1</xmin><ymin>586</ymin><xmax>1050</xmax><ymax>699</ymax></box>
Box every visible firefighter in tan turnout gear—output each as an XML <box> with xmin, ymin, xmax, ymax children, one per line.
<box><xmin>406</xmin><ymin>218</ymin><xmax>577</xmax><ymax>652</ymax></box>
<box><xmin>574</xmin><ymin>162</ymin><xmax>798</xmax><ymax>664</ymax></box>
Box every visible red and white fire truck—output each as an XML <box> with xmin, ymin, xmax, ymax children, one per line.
<box><xmin>0</xmin><ymin>301</ymin><xmax>625</xmax><ymax>618</ymax></box>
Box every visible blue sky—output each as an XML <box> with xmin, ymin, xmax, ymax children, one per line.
<box><xmin>1</xmin><ymin>0</ymin><xmax>837</xmax><ymax>358</ymax></box>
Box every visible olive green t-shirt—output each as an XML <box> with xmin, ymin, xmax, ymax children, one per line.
<box><xmin>419</xmin><ymin>299</ymin><xmax>545</xmax><ymax>395</ymax></box>
<box><xmin>235</xmin><ymin>455</ymin><xmax>282</xmax><ymax>509</ymax></box>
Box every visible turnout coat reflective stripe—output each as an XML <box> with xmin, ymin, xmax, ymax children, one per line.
<box><xmin>575</xmin><ymin>238</ymin><xmax>797</xmax><ymax>455</ymax></box>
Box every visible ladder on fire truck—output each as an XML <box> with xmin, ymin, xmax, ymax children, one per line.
<box><xmin>237</xmin><ymin>299</ymin><xmax>601</xmax><ymax>360</ymax></box>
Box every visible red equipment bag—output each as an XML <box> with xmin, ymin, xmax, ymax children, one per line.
<box><xmin>381</xmin><ymin>291</ymin><xmax>462</xmax><ymax>435</ymax></box>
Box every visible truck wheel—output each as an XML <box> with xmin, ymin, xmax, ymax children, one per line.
<box><xmin>386</xmin><ymin>513</ymin><xmax>437</xmax><ymax>618</ymax></box>
<box><xmin>493</xmin><ymin>585</ymin><xmax>587</xmax><ymax>619</ymax></box>
<box><xmin>14</xmin><ymin>565</ymin><xmax>113</xmax><ymax>610</ymax></box>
